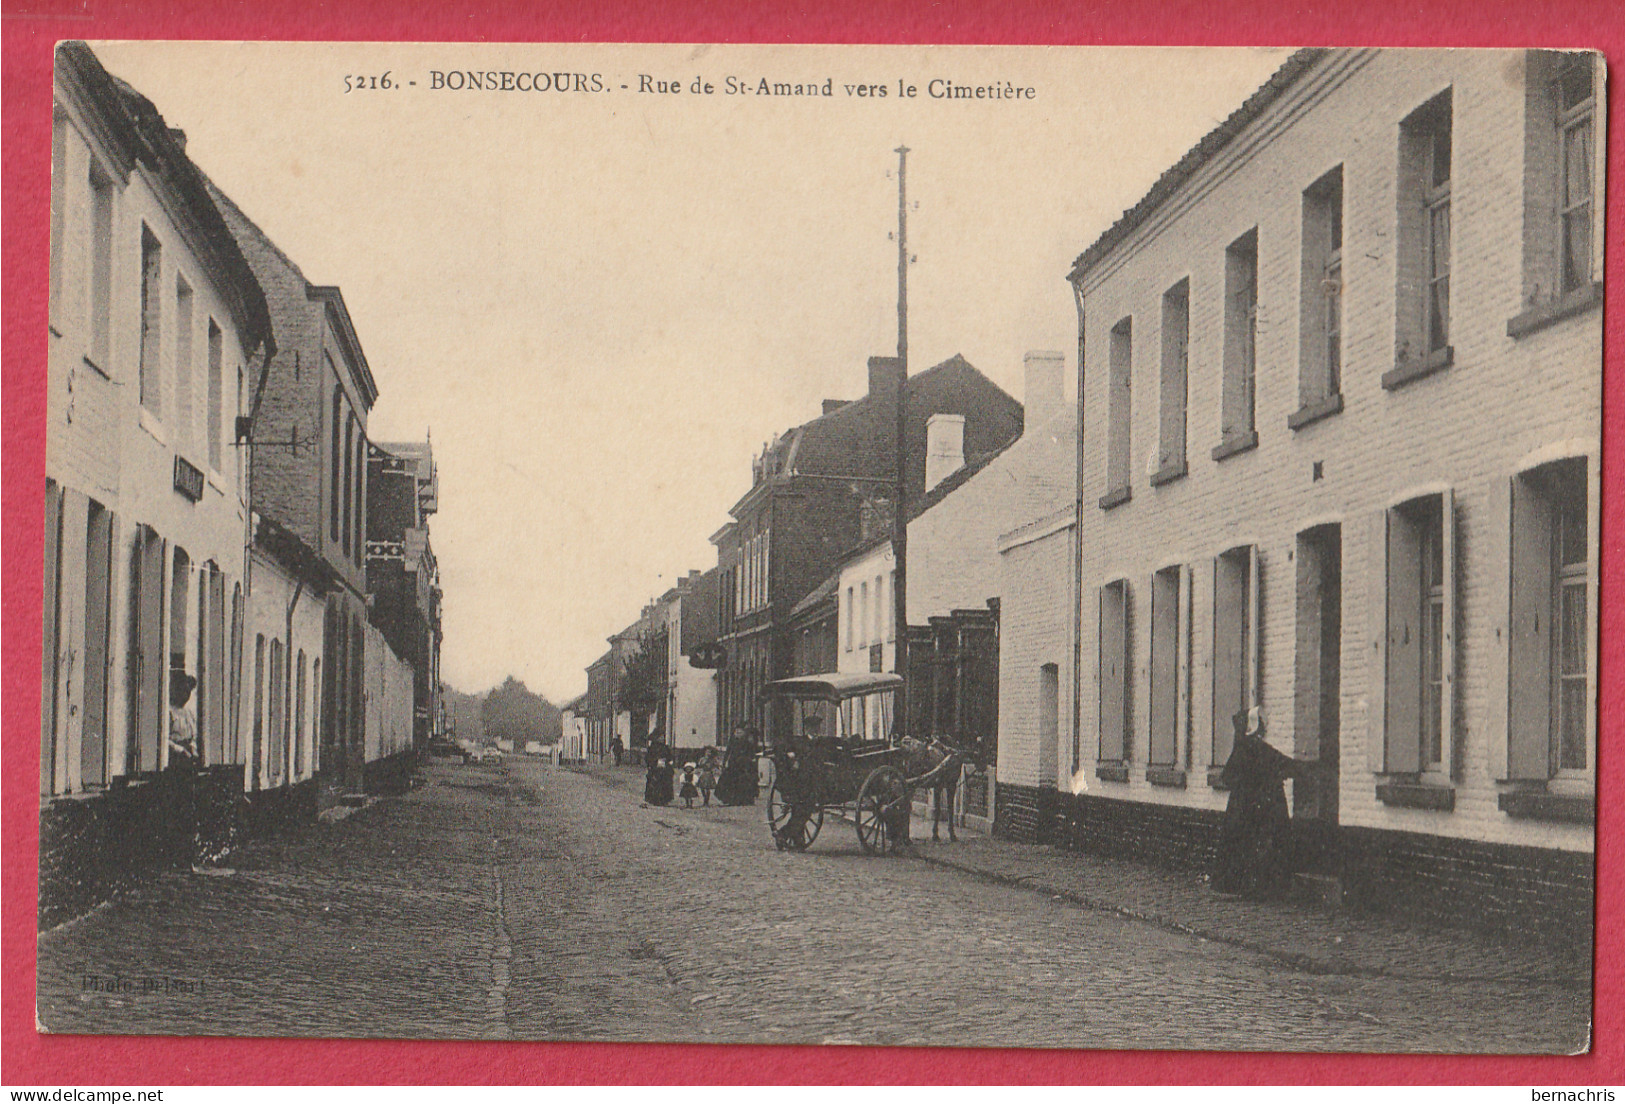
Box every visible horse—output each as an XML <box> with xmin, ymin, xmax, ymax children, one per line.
<box><xmin>899</xmin><ymin>736</ymin><xmax>966</xmax><ymax>842</ymax></box>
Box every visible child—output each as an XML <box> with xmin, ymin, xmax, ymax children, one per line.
<box><xmin>698</xmin><ymin>753</ymin><xmax>717</xmax><ymax>806</ymax></box>
<box><xmin>679</xmin><ymin>762</ymin><xmax>699</xmax><ymax>808</ymax></box>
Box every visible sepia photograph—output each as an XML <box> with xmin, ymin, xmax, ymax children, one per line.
<box><xmin>29</xmin><ymin>39</ymin><xmax>1599</xmax><ymax>1055</ymax></box>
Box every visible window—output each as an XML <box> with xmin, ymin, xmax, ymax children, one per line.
<box><xmin>342</xmin><ymin>415</ymin><xmax>354</xmax><ymax>558</ymax></box>
<box><xmin>1149</xmin><ymin>564</ymin><xmax>1191</xmax><ymax>776</ymax></box>
<box><xmin>207</xmin><ymin>321</ymin><xmax>224</xmax><ymax>470</ymax></box>
<box><xmin>1102</xmin><ymin>317</ymin><xmax>1132</xmax><ymax>507</ymax></box>
<box><xmin>353</xmin><ymin>427</ymin><xmax>366</xmax><ymax>565</ymax></box>
<box><xmin>1211</xmin><ymin>544</ymin><xmax>1259</xmax><ymax>772</ymax></box>
<box><xmin>1295</xmin><ymin>167</ymin><xmax>1344</xmax><ymax>424</ymax></box>
<box><xmin>1390</xmin><ymin>91</ymin><xmax>1453</xmax><ymax>383</ymax></box>
<box><xmin>1555</xmin><ymin>56</ymin><xmax>1595</xmax><ymax>295</ymax></box>
<box><xmin>1372</xmin><ymin>491</ymin><xmax>1455</xmax><ymax>779</ymax></box>
<box><xmin>139</xmin><ymin>226</ymin><xmax>162</xmax><ymax>414</ymax></box>
<box><xmin>1155</xmin><ymin>281</ymin><xmax>1189</xmax><ymax>482</ymax></box>
<box><xmin>269</xmin><ymin>638</ymin><xmax>285</xmax><ymax>785</ymax></box>
<box><xmin>1513</xmin><ymin>52</ymin><xmax>1600</xmax><ymax>335</ymax></box>
<box><xmin>1097</xmin><ymin>579</ymin><xmax>1131</xmax><ymax>769</ymax></box>
<box><xmin>1508</xmin><ymin>459</ymin><xmax>1593</xmax><ymax>782</ymax></box>
<box><xmin>886</xmin><ymin>570</ymin><xmax>896</xmax><ymax>641</ymax></box>
<box><xmin>175</xmin><ymin>276</ymin><xmax>194</xmax><ymax>447</ymax></box>
<box><xmin>88</xmin><ymin>167</ymin><xmax>114</xmax><ymax>368</ymax></box>
<box><xmin>845</xmin><ymin>586</ymin><xmax>855</xmax><ymax>651</ymax></box>
<box><xmin>1216</xmin><ymin>230</ymin><xmax>1258</xmax><ymax>455</ymax></box>
<box><xmin>50</xmin><ymin>110</ymin><xmax>67</xmax><ymax>322</ymax></box>
<box><xmin>330</xmin><ymin>381</ymin><xmax>343</xmax><ymax>543</ymax></box>
<box><xmin>859</xmin><ymin>581</ymin><xmax>869</xmax><ymax>649</ymax></box>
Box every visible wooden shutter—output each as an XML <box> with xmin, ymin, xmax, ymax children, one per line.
<box><xmin>1177</xmin><ymin>564</ymin><xmax>1192</xmax><ymax>770</ymax></box>
<box><xmin>229</xmin><ymin>584</ymin><xmax>244</xmax><ymax>766</ymax></box>
<box><xmin>1098</xmin><ymin>581</ymin><xmax>1127</xmax><ymax>762</ymax></box>
<box><xmin>1149</xmin><ymin>570</ymin><xmax>1179</xmax><ymax>766</ymax></box>
<box><xmin>1507</xmin><ymin>474</ymin><xmax>1553</xmax><ymax>780</ymax></box>
<box><xmin>41</xmin><ymin>482</ymin><xmax>63</xmax><ymax>795</ymax></box>
<box><xmin>1212</xmin><ymin>555</ymin><xmax>1244</xmax><ymax>767</ymax></box>
<box><xmin>1247</xmin><ymin>544</ymin><xmax>1262</xmax><ymax>711</ymax></box>
<box><xmin>81</xmin><ymin>504</ymin><xmax>115</xmax><ymax>788</ymax></box>
<box><xmin>1366</xmin><ymin>510</ymin><xmax>1390</xmax><ymax>772</ymax></box>
<box><xmin>133</xmin><ymin>528</ymin><xmax>166</xmax><ymax>773</ymax></box>
<box><xmin>205</xmin><ymin>568</ymin><xmax>227</xmax><ymax>765</ymax></box>
<box><xmin>1385</xmin><ymin>507</ymin><xmax>1422</xmax><ymax>774</ymax></box>
<box><xmin>1439</xmin><ymin>487</ymin><xmax>1457</xmax><ymax>776</ymax></box>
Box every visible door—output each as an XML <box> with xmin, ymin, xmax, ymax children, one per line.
<box><xmin>1293</xmin><ymin>524</ymin><xmax>1342</xmax><ymax>870</ymax></box>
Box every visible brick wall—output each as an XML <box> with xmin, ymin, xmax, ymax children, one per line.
<box><xmin>996</xmin><ymin>513</ymin><xmax>1075</xmax><ymax>790</ymax></box>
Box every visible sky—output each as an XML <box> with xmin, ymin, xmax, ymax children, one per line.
<box><xmin>89</xmin><ymin>42</ymin><xmax>1286</xmax><ymax>703</ymax></box>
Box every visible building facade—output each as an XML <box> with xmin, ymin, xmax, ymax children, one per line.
<box><xmin>367</xmin><ymin>438</ymin><xmax>445</xmax><ymax>775</ymax></box>
<box><xmin>209</xmin><ymin>180</ymin><xmax>381</xmax><ymax>801</ymax></box>
<box><xmin>41</xmin><ymin>43</ymin><xmax>275</xmax><ymax>923</ymax></box>
<box><xmin>711</xmin><ymin>353</ymin><xmax>1024</xmax><ymax>742</ymax></box>
<box><xmin>1014</xmin><ymin>48</ymin><xmax>1600</xmax><ymax>943</ymax></box>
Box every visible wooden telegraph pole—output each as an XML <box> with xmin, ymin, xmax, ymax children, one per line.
<box><xmin>893</xmin><ymin>144</ymin><xmax>910</xmax><ymax>738</ymax></box>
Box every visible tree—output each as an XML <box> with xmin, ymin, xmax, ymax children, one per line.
<box><xmin>480</xmin><ymin>676</ymin><xmax>562</xmax><ymax>746</ymax></box>
<box><xmin>617</xmin><ymin>629</ymin><xmax>668</xmax><ymax>745</ymax></box>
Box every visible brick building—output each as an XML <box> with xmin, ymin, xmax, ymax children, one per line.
<box><xmin>710</xmin><ymin>353</ymin><xmax>1023</xmax><ymax>742</ymax></box>
<box><xmin>209</xmin><ymin>177</ymin><xmax>383</xmax><ymax>803</ymax></box>
<box><xmin>366</xmin><ymin>438</ymin><xmax>444</xmax><ymax>773</ymax></box>
<box><xmin>41</xmin><ymin>43</ymin><xmax>275</xmax><ymax>923</ymax></box>
<box><xmin>1002</xmin><ymin>49</ymin><xmax>1601</xmax><ymax>943</ymax></box>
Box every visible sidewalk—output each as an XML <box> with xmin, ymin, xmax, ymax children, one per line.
<box><xmin>905</xmin><ymin>831</ymin><xmax>1589</xmax><ymax>988</ymax></box>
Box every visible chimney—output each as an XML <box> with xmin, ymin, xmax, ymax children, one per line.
<box><xmin>868</xmin><ymin>355</ymin><xmax>904</xmax><ymax>401</ymax></box>
<box><xmin>924</xmin><ymin>413</ymin><xmax>966</xmax><ymax>494</ymax></box>
<box><xmin>822</xmin><ymin>399</ymin><xmax>849</xmax><ymax>416</ymax></box>
<box><xmin>167</xmin><ymin>127</ymin><xmax>187</xmax><ymax>152</ymax></box>
<box><xmin>1023</xmin><ymin>350</ymin><xmax>1065</xmax><ymax>431</ymax></box>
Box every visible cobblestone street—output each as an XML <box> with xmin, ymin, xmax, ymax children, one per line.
<box><xmin>37</xmin><ymin>757</ymin><xmax>1591</xmax><ymax>1052</ymax></box>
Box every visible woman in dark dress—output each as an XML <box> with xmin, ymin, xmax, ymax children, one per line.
<box><xmin>643</xmin><ymin>733</ymin><xmax>674</xmax><ymax>806</ymax></box>
<box><xmin>1212</xmin><ymin>708</ymin><xmax>1304</xmax><ymax>900</ymax></box>
<box><xmin>715</xmin><ymin>726</ymin><xmax>760</xmax><ymax>806</ymax></box>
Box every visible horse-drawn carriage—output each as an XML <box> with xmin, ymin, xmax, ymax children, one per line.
<box><xmin>764</xmin><ymin>672</ymin><xmax>961</xmax><ymax>855</ymax></box>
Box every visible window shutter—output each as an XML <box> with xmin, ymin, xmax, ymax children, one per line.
<box><xmin>56</xmin><ymin>493</ymin><xmax>91</xmax><ymax>793</ymax></box>
<box><xmin>41</xmin><ymin>483</ymin><xmax>63</xmax><ymax>795</ymax></box>
<box><xmin>1366</xmin><ymin>510</ymin><xmax>1391</xmax><ymax>773</ymax></box>
<box><xmin>1440</xmin><ymin>487</ymin><xmax>1457</xmax><ymax>776</ymax></box>
<box><xmin>206</xmin><ymin>568</ymin><xmax>227</xmax><ymax>766</ymax></box>
<box><xmin>1212</xmin><ymin>556</ymin><xmax>1244</xmax><ymax>767</ymax></box>
<box><xmin>1099</xmin><ymin>582</ymin><xmax>1127</xmax><ymax>762</ymax></box>
<box><xmin>229</xmin><ymin>585</ymin><xmax>245</xmax><ymax>766</ymax></box>
<box><xmin>1178</xmin><ymin>563</ymin><xmax>1193</xmax><ymax>770</ymax></box>
<box><xmin>134</xmin><ymin>529</ymin><xmax>167</xmax><ymax>773</ymax></box>
<box><xmin>1385</xmin><ymin>507</ymin><xmax>1423</xmax><ymax>774</ymax></box>
<box><xmin>1507</xmin><ymin>474</ymin><xmax>1553</xmax><ymax>780</ymax></box>
<box><xmin>81</xmin><ymin>504</ymin><xmax>115</xmax><ymax>789</ymax></box>
<box><xmin>1247</xmin><ymin>544</ymin><xmax>1262</xmax><ymax>711</ymax></box>
<box><xmin>1149</xmin><ymin>572</ymin><xmax>1178</xmax><ymax>767</ymax></box>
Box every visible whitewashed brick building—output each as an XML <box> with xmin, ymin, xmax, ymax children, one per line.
<box><xmin>1000</xmin><ymin>48</ymin><xmax>1601</xmax><ymax>943</ymax></box>
<box><xmin>41</xmin><ymin>43</ymin><xmax>276</xmax><ymax>924</ymax></box>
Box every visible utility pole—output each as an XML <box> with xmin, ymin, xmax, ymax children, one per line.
<box><xmin>893</xmin><ymin>144</ymin><xmax>910</xmax><ymax>738</ymax></box>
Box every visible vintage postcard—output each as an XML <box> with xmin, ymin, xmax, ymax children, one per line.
<box><xmin>34</xmin><ymin>41</ymin><xmax>1599</xmax><ymax>1052</ymax></box>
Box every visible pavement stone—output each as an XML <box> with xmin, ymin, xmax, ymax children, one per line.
<box><xmin>34</xmin><ymin>756</ymin><xmax>1591</xmax><ymax>1053</ymax></box>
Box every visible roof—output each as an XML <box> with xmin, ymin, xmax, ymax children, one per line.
<box><xmin>788</xmin><ymin>572</ymin><xmax>840</xmax><ymax>621</ymax></box>
<box><xmin>769</xmin><ymin>672</ymin><xmax>904</xmax><ymax>700</ymax></box>
<box><xmin>1068</xmin><ymin>48</ymin><xmax>1328</xmax><ymax>283</ymax></box>
<box><xmin>726</xmin><ymin>353</ymin><xmax>1023</xmax><ymax>520</ymax></box>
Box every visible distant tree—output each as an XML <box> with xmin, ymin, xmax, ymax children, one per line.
<box><xmin>481</xmin><ymin>676</ymin><xmax>562</xmax><ymax>746</ymax></box>
<box><xmin>618</xmin><ymin>629</ymin><xmax>668</xmax><ymax>742</ymax></box>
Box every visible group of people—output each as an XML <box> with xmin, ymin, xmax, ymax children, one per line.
<box><xmin>639</xmin><ymin>726</ymin><xmax>762</xmax><ymax>809</ymax></box>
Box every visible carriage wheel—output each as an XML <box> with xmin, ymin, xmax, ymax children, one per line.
<box><xmin>856</xmin><ymin>766</ymin><xmax>910</xmax><ymax>855</ymax></box>
<box><xmin>768</xmin><ymin>781</ymin><xmax>823</xmax><ymax>852</ymax></box>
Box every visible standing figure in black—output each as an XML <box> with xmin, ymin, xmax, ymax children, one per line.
<box><xmin>643</xmin><ymin>731</ymin><xmax>674</xmax><ymax>806</ymax></box>
<box><xmin>1212</xmin><ymin>707</ymin><xmax>1305</xmax><ymax>900</ymax></box>
<box><xmin>715</xmin><ymin>725</ymin><xmax>759</xmax><ymax>806</ymax></box>
<box><xmin>610</xmin><ymin>734</ymin><xmax>624</xmax><ymax>767</ymax></box>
